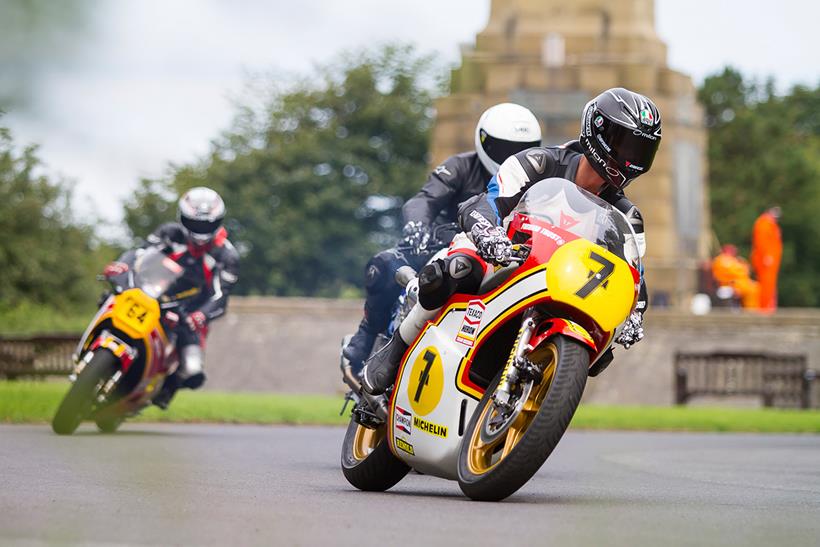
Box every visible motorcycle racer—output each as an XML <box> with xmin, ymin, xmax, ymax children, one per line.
<box><xmin>104</xmin><ymin>187</ymin><xmax>240</xmax><ymax>408</ymax></box>
<box><xmin>342</xmin><ymin>103</ymin><xmax>542</xmax><ymax>373</ymax></box>
<box><xmin>362</xmin><ymin>87</ymin><xmax>661</xmax><ymax>395</ymax></box>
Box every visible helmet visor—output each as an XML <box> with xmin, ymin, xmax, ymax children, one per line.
<box><xmin>600</xmin><ymin>120</ymin><xmax>660</xmax><ymax>176</ymax></box>
<box><xmin>480</xmin><ymin>129</ymin><xmax>541</xmax><ymax>166</ymax></box>
<box><xmin>181</xmin><ymin>216</ymin><xmax>221</xmax><ymax>237</ymax></box>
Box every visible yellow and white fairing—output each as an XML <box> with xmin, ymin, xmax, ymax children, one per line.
<box><xmin>388</xmin><ymin>178</ymin><xmax>641</xmax><ymax>479</ymax></box>
<box><xmin>389</xmin><ymin>266</ymin><xmax>551</xmax><ymax>479</ymax></box>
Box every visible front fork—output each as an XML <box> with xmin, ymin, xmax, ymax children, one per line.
<box><xmin>492</xmin><ymin>308</ymin><xmax>543</xmax><ymax>414</ymax></box>
<box><xmin>70</xmin><ymin>331</ymin><xmax>131</xmax><ymax>403</ymax></box>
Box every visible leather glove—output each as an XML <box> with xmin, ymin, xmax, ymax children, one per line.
<box><xmin>401</xmin><ymin>221</ymin><xmax>431</xmax><ymax>255</ymax></box>
<box><xmin>471</xmin><ymin>224</ymin><xmax>513</xmax><ymax>266</ymax></box>
<box><xmin>615</xmin><ymin>312</ymin><xmax>644</xmax><ymax>349</ymax></box>
<box><xmin>103</xmin><ymin>261</ymin><xmax>129</xmax><ymax>277</ymax></box>
<box><xmin>185</xmin><ymin>311</ymin><xmax>207</xmax><ymax>333</ymax></box>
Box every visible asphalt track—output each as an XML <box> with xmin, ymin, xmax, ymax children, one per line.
<box><xmin>1</xmin><ymin>424</ymin><xmax>819</xmax><ymax>546</ymax></box>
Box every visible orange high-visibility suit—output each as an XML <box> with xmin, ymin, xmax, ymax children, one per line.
<box><xmin>712</xmin><ymin>246</ymin><xmax>759</xmax><ymax>309</ymax></box>
<box><xmin>750</xmin><ymin>211</ymin><xmax>782</xmax><ymax>311</ymax></box>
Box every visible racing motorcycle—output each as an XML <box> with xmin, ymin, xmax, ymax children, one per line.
<box><xmin>341</xmin><ymin>178</ymin><xmax>641</xmax><ymax>501</ymax></box>
<box><xmin>52</xmin><ymin>248</ymin><xmax>184</xmax><ymax>435</ymax></box>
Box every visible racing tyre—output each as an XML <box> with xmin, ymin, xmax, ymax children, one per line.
<box><xmin>457</xmin><ymin>335</ymin><xmax>589</xmax><ymax>501</ymax></box>
<box><xmin>95</xmin><ymin>416</ymin><xmax>123</xmax><ymax>434</ymax></box>
<box><xmin>52</xmin><ymin>350</ymin><xmax>116</xmax><ymax>435</ymax></box>
<box><xmin>341</xmin><ymin>418</ymin><xmax>410</xmax><ymax>491</ymax></box>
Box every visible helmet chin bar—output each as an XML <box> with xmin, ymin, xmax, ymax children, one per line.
<box><xmin>183</xmin><ymin>227</ymin><xmax>216</xmax><ymax>247</ymax></box>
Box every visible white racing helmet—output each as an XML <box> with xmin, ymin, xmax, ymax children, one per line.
<box><xmin>178</xmin><ymin>186</ymin><xmax>226</xmax><ymax>246</ymax></box>
<box><xmin>475</xmin><ymin>103</ymin><xmax>542</xmax><ymax>175</ymax></box>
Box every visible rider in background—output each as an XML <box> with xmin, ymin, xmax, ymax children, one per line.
<box><xmin>362</xmin><ymin>88</ymin><xmax>661</xmax><ymax>395</ymax></box>
<box><xmin>342</xmin><ymin>103</ymin><xmax>542</xmax><ymax>374</ymax></box>
<box><xmin>103</xmin><ymin>187</ymin><xmax>240</xmax><ymax>408</ymax></box>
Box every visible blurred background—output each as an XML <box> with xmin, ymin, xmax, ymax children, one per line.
<box><xmin>1</xmin><ymin>0</ymin><xmax>818</xmax><ymax>407</ymax></box>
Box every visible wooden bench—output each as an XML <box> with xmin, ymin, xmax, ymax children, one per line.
<box><xmin>674</xmin><ymin>351</ymin><xmax>814</xmax><ymax>409</ymax></box>
<box><xmin>0</xmin><ymin>335</ymin><xmax>81</xmax><ymax>379</ymax></box>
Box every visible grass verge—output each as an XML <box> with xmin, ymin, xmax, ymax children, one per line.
<box><xmin>2</xmin><ymin>381</ymin><xmax>819</xmax><ymax>432</ymax></box>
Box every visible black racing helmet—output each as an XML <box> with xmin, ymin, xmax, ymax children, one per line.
<box><xmin>579</xmin><ymin>88</ymin><xmax>662</xmax><ymax>190</ymax></box>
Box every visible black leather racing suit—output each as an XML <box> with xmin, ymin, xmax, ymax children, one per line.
<box><xmin>345</xmin><ymin>152</ymin><xmax>492</xmax><ymax>366</ymax></box>
<box><xmin>143</xmin><ymin>222</ymin><xmax>240</xmax><ymax>389</ymax></box>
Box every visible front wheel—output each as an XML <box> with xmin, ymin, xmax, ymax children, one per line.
<box><xmin>341</xmin><ymin>417</ymin><xmax>410</xmax><ymax>491</ymax></box>
<box><xmin>95</xmin><ymin>416</ymin><xmax>124</xmax><ymax>434</ymax></box>
<box><xmin>52</xmin><ymin>350</ymin><xmax>117</xmax><ymax>435</ymax></box>
<box><xmin>457</xmin><ymin>335</ymin><xmax>589</xmax><ymax>501</ymax></box>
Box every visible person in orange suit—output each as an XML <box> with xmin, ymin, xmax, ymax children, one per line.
<box><xmin>750</xmin><ymin>207</ymin><xmax>782</xmax><ymax>312</ymax></box>
<box><xmin>712</xmin><ymin>244</ymin><xmax>760</xmax><ymax>309</ymax></box>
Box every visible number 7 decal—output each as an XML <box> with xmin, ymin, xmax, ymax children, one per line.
<box><xmin>575</xmin><ymin>251</ymin><xmax>615</xmax><ymax>298</ymax></box>
<box><xmin>414</xmin><ymin>350</ymin><xmax>436</xmax><ymax>403</ymax></box>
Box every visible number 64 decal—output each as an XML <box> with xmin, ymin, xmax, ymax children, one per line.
<box><xmin>575</xmin><ymin>251</ymin><xmax>615</xmax><ymax>298</ymax></box>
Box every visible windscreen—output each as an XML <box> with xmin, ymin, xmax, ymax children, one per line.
<box><xmin>132</xmin><ymin>248</ymin><xmax>185</xmax><ymax>299</ymax></box>
<box><xmin>508</xmin><ymin>178</ymin><xmax>641</xmax><ymax>268</ymax></box>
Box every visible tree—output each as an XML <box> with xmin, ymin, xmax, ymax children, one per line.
<box><xmin>0</xmin><ymin>120</ymin><xmax>111</xmax><ymax>313</ymax></box>
<box><xmin>124</xmin><ymin>44</ymin><xmax>442</xmax><ymax>297</ymax></box>
<box><xmin>699</xmin><ymin>68</ymin><xmax>820</xmax><ymax>306</ymax></box>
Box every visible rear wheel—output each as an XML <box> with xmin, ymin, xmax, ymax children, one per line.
<box><xmin>52</xmin><ymin>351</ymin><xmax>117</xmax><ymax>435</ymax></box>
<box><xmin>457</xmin><ymin>335</ymin><xmax>589</xmax><ymax>501</ymax></box>
<box><xmin>341</xmin><ymin>418</ymin><xmax>410</xmax><ymax>491</ymax></box>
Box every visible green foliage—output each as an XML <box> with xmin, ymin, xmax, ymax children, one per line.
<box><xmin>124</xmin><ymin>44</ymin><xmax>441</xmax><ymax>296</ymax></box>
<box><xmin>5</xmin><ymin>382</ymin><xmax>820</xmax><ymax>432</ymax></box>
<box><xmin>0</xmin><ymin>301</ymin><xmax>94</xmax><ymax>335</ymax></box>
<box><xmin>699</xmin><ymin>68</ymin><xmax>820</xmax><ymax>306</ymax></box>
<box><xmin>0</xmin><ymin>121</ymin><xmax>114</xmax><ymax>317</ymax></box>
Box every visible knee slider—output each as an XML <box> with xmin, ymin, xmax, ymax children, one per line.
<box><xmin>418</xmin><ymin>260</ymin><xmax>445</xmax><ymax>296</ymax></box>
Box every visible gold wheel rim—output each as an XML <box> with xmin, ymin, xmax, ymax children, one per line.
<box><xmin>352</xmin><ymin>424</ymin><xmax>386</xmax><ymax>462</ymax></box>
<box><xmin>466</xmin><ymin>342</ymin><xmax>559</xmax><ymax>475</ymax></box>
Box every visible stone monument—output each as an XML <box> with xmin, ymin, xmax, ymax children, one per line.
<box><xmin>431</xmin><ymin>0</ymin><xmax>710</xmax><ymax>307</ymax></box>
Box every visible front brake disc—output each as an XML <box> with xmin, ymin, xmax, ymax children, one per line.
<box><xmin>479</xmin><ymin>380</ymin><xmax>533</xmax><ymax>444</ymax></box>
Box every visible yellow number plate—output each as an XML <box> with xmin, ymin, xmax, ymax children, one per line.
<box><xmin>112</xmin><ymin>289</ymin><xmax>161</xmax><ymax>339</ymax></box>
<box><xmin>545</xmin><ymin>239</ymin><xmax>636</xmax><ymax>332</ymax></box>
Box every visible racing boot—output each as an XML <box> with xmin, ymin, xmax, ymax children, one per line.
<box><xmin>341</xmin><ymin>318</ymin><xmax>378</xmax><ymax>375</ymax></box>
<box><xmin>361</xmin><ymin>331</ymin><xmax>408</xmax><ymax>395</ymax></box>
<box><xmin>152</xmin><ymin>373</ymin><xmax>181</xmax><ymax>410</ymax></box>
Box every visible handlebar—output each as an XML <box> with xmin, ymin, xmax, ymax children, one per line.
<box><xmin>503</xmin><ymin>244</ymin><xmax>531</xmax><ymax>266</ymax></box>
<box><xmin>397</xmin><ymin>222</ymin><xmax>460</xmax><ymax>256</ymax></box>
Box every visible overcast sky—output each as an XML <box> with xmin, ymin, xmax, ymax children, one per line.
<box><xmin>3</xmin><ymin>0</ymin><xmax>818</xmax><ymax>232</ymax></box>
